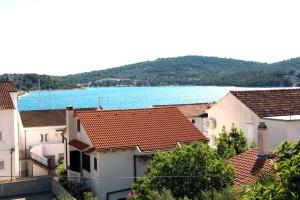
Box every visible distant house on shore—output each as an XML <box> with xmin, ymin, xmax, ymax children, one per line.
<box><xmin>64</xmin><ymin>106</ymin><xmax>207</xmax><ymax>200</ymax></box>
<box><xmin>0</xmin><ymin>81</ymin><xmax>19</xmax><ymax>181</ymax></box>
<box><xmin>206</xmin><ymin>88</ymin><xmax>300</xmax><ymax>149</ymax></box>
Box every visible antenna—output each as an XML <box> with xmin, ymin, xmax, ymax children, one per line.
<box><xmin>38</xmin><ymin>76</ymin><xmax>41</xmax><ymax>109</ymax></box>
<box><xmin>98</xmin><ymin>96</ymin><xmax>102</xmax><ymax>111</ymax></box>
<box><xmin>289</xmin><ymin>91</ymin><xmax>292</xmax><ymax>120</ymax></box>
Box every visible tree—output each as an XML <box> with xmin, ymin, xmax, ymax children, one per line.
<box><xmin>217</xmin><ymin>124</ymin><xmax>248</xmax><ymax>159</ymax></box>
<box><xmin>243</xmin><ymin>141</ymin><xmax>300</xmax><ymax>200</ymax></box>
<box><xmin>132</xmin><ymin>142</ymin><xmax>234</xmax><ymax>199</ymax></box>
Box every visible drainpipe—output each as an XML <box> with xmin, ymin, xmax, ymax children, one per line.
<box><xmin>62</xmin><ymin>136</ymin><xmax>68</xmax><ymax>168</ymax></box>
<box><xmin>10</xmin><ymin>148</ymin><xmax>15</xmax><ymax>181</ymax></box>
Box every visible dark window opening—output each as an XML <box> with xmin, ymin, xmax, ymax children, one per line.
<box><xmin>191</xmin><ymin>119</ymin><xmax>195</xmax><ymax>124</ymax></box>
<box><xmin>70</xmin><ymin>150</ymin><xmax>80</xmax><ymax>172</ymax></box>
<box><xmin>45</xmin><ymin>134</ymin><xmax>48</xmax><ymax>141</ymax></box>
<box><xmin>77</xmin><ymin>120</ymin><xmax>81</xmax><ymax>132</ymax></box>
<box><xmin>94</xmin><ymin>157</ymin><xmax>97</xmax><ymax>171</ymax></box>
<box><xmin>40</xmin><ymin>134</ymin><xmax>44</xmax><ymax>142</ymax></box>
<box><xmin>82</xmin><ymin>153</ymin><xmax>90</xmax><ymax>172</ymax></box>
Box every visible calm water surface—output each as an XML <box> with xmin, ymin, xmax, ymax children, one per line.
<box><xmin>18</xmin><ymin>86</ymin><xmax>248</xmax><ymax>110</ymax></box>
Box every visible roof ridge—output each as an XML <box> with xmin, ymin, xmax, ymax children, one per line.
<box><xmin>75</xmin><ymin>106</ymin><xmax>178</xmax><ymax>113</ymax></box>
<box><xmin>153</xmin><ymin>102</ymin><xmax>212</xmax><ymax>107</ymax></box>
<box><xmin>230</xmin><ymin>87</ymin><xmax>300</xmax><ymax>93</ymax></box>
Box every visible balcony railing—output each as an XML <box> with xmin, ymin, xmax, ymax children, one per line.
<box><xmin>30</xmin><ymin>151</ymin><xmax>48</xmax><ymax>166</ymax></box>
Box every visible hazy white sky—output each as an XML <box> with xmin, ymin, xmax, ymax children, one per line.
<box><xmin>0</xmin><ymin>0</ymin><xmax>300</xmax><ymax>75</ymax></box>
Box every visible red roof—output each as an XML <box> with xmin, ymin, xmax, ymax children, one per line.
<box><xmin>20</xmin><ymin>108</ymin><xmax>96</xmax><ymax>128</ymax></box>
<box><xmin>69</xmin><ymin>139</ymin><xmax>89</xmax><ymax>150</ymax></box>
<box><xmin>0</xmin><ymin>81</ymin><xmax>17</xmax><ymax>110</ymax></box>
<box><xmin>153</xmin><ymin>103</ymin><xmax>213</xmax><ymax>118</ymax></box>
<box><xmin>75</xmin><ymin>107</ymin><xmax>207</xmax><ymax>151</ymax></box>
<box><xmin>231</xmin><ymin>89</ymin><xmax>300</xmax><ymax>117</ymax></box>
<box><xmin>229</xmin><ymin>148</ymin><xmax>274</xmax><ymax>185</ymax></box>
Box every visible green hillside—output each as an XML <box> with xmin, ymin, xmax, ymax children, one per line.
<box><xmin>1</xmin><ymin>56</ymin><xmax>300</xmax><ymax>90</ymax></box>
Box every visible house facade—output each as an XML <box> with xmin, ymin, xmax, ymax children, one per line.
<box><xmin>19</xmin><ymin>109</ymin><xmax>67</xmax><ymax>177</ymax></box>
<box><xmin>206</xmin><ymin>89</ymin><xmax>300</xmax><ymax>149</ymax></box>
<box><xmin>0</xmin><ymin>81</ymin><xmax>20</xmax><ymax>181</ymax></box>
<box><xmin>65</xmin><ymin>106</ymin><xmax>207</xmax><ymax>200</ymax></box>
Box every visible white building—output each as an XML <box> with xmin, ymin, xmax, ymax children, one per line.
<box><xmin>19</xmin><ymin>109</ymin><xmax>67</xmax><ymax>177</ymax></box>
<box><xmin>64</xmin><ymin>106</ymin><xmax>207</xmax><ymax>200</ymax></box>
<box><xmin>206</xmin><ymin>88</ymin><xmax>300</xmax><ymax>149</ymax></box>
<box><xmin>153</xmin><ymin>103</ymin><xmax>212</xmax><ymax>133</ymax></box>
<box><xmin>0</xmin><ymin>81</ymin><xmax>20</xmax><ymax>181</ymax></box>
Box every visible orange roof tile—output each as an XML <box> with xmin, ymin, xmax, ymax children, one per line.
<box><xmin>229</xmin><ymin>148</ymin><xmax>275</xmax><ymax>185</ymax></box>
<box><xmin>231</xmin><ymin>89</ymin><xmax>300</xmax><ymax>117</ymax></box>
<box><xmin>69</xmin><ymin>139</ymin><xmax>89</xmax><ymax>150</ymax></box>
<box><xmin>0</xmin><ymin>81</ymin><xmax>17</xmax><ymax>110</ymax></box>
<box><xmin>153</xmin><ymin>103</ymin><xmax>213</xmax><ymax>118</ymax></box>
<box><xmin>75</xmin><ymin>107</ymin><xmax>207</xmax><ymax>151</ymax></box>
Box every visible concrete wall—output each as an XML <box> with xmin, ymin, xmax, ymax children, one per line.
<box><xmin>0</xmin><ymin>176</ymin><xmax>51</xmax><ymax>198</ymax></box>
<box><xmin>0</xmin><ymin>176</ymin><xmax>73</xmax><ymax>199</ymax></box>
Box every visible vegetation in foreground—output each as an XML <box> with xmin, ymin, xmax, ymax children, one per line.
<box><xmin>217</xmin><ymin>124</ymin><xmax>248</xmax><ymax>159</ymax></box>
<box><xmin>243</xmin><ymin>141</ymin><xmax>300</xmax><ymax>200</ymax></box>
<box><xmin>130</xmin><ymin>142</ymin><xmax>235</xmax><ymax>200</ymax></box>
<box><xmin>2</xmin><ymin>55</ymin><xmax>300</xmax><ymax>90</ymax></box>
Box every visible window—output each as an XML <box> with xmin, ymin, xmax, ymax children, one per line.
<box><xmin>191</xmin><ymin>119</ymin><xmax>195</xmax><ymax>124</ymax></box>
<box><xmin>70</xmin><ymin>151</ymin><xmax>81</xmax><ymax>172</ymax></box>
<box><xmin>0</xmin><ymin>131</ymin><xmax>2</xmax><ymax>141</ymax></box>
<box><xmin>77</xmin><ymin>120</ymin><xmax>81</xmax><ymax>132</ymax></box>
<box><xmin>40</xmin><ymin>134</ymin><xmax>44</xmax><ymax>142</ymax></box>
<box><xmin>82</xmin><ymin>153</ymin><xmax>90</xmax><ymax>172</ymax></box>
<box><xmin>94</xmin><ymin>157</ymin><xmax>97</xmax><ymax>171</ymax></box>
<box><xmin>0</xmin><ymin>161</ymin><xmax>4</xmax><ymax>170</ymax></box>
<box><xmin>45</xmin><ymin>134</ymin><xmax>48</xmax><ymax>141</ymax></box>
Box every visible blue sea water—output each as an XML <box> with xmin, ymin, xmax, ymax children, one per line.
<box><xmin>18</xmin><ymin>86</ymin><xmax>244</xmax><ymax>111</ymax></box>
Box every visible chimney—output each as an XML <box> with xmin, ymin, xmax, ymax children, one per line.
<box><xmin>257</xmin><ymin>122</ymin><xmax>269</xmax><ymax>158</ymax></box>
<box><xmin>66</xmin><ymin>106</ymin><xmax>76</xmax><ymax>140</ymax></box>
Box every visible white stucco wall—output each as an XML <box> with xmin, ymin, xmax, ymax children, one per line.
<box><xmin>0</xmin><ymin>109</ymin><xmax>19</xmax><ymax>180</ymax></box>
<box><xmin>189</xmin><ymin>117</ymin><xmax>204</xmax><ymax>132</ymax></box>
<box><xmin>87</xmin><ymin>149</ymin><xmax>148</xmax><ymax>200</ymax></box>
<box><xmin>207</xmin><ymin>93</ymin><xmax>261</xmax><ymax>145</ymax></box>
<box><xmin>207</xmin><ymin>92</ymin><xmax>300</xmax><ymax>150</ymax></box>
<box><xmin>20</xmin><ymin>126</ymin><xmax>65</xmax><ymax>150</ymax></box>
<box><xmin>32</xmin><ymin>163</ymin><xmax>48</xmax><ymax>176</ymax></box>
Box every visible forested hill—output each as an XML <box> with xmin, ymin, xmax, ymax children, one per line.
<box><xmin>1</xmin><ymin>56</ymin><xmax>300</xmax><ymax>91</ymax></box>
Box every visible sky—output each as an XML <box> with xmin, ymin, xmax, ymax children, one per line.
<box><xmin>0</xmin><ymin>0</ymin><xmax>300</xmax><ymax>75</ymax></box>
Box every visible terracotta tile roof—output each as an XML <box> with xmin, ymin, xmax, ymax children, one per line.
<box><xmin>231</xmin><ymin>88</ymin><xmax>300</xmax><ymax>117</ymax></box>
<box><xmin>229</xmin><ymin>148</ymin><xmax>274</xmax><ymax>185</ymax></box>
<box><xmin>20</xmin><ymin>108</ymin><xmax>97</xmax><ymax>128</ymax></box>
<box><xmin>20</xmin><ymin>109</ymin><xmax>66</xmax><ymax>127</ymax></box>
<box><xmin>0</xmin><ymin>81</ymin><xmax>17</xmax><ymax>110</ymax></box>
<box><xmin>153</xmin><ymin>103</ymin><xmax>213</xmax><ymax>118</ymax></box>
<box><xmin>69</xmin><ymin>139</ymin><xmax>89</xmax><ymax>150</ymax></box>
<box><xmin>75</xmin><ymin>107</ymin><xmax>207</xmax><ymax>151</ymax></box>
